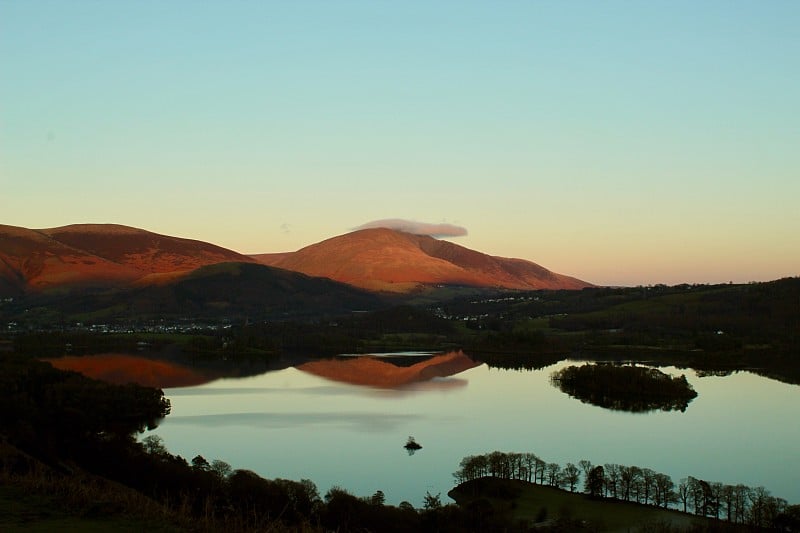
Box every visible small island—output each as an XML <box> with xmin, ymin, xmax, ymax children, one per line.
<box><xmin>404</xmin><ymin>436</ymin><xmax>423</xmax><ymax>455</ymax></box>
<box><xmin>550</xmin><ymin>363</ymin><xmax>698</xmax><ymax>412</ymax></box>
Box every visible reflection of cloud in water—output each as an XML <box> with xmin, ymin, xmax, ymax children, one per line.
<box><xmin>366</xmin><ymin>378</ymin><xmax>469</xmax><ymax>398</ymax></box>
<box><xmin>166</xmin><ymin>412</ymin><xmax>419</xmax><ymax>432</ymax></box>
<box><xmin>406</xmin><ymin>378</ymin><xmax>468</xmax><ymax>391</ymax></box>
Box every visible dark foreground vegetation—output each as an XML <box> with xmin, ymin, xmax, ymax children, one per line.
<box><xmin>550</xmin><ymin>363</ymin><xmax>698</xmax><ymax>412</ymax></box>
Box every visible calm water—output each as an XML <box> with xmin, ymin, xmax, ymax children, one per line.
<box><xmin>147</xmin><ymin>356</ymin><xmax>800</xmax><ymax>507</ymax></box>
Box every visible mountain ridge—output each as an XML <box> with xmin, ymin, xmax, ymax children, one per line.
<box><xmin>0</xmin><ymin>223</ymin><xmax>257</xmax><ymax>293</ymax></box>
<box><xmin>1</xmin><ymin>223</ymin><xmax>591</xmax><ymax>298</ymax></box>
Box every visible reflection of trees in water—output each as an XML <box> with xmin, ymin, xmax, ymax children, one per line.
<box><xmin>550</xmin><ymin>363</ymin><xmax>698</xmax><ymax>413</ymax></box>
<box><xmin>473</xmin><ymin>351</ymin><xmax>564</xmax><ymax>371</ymax></box>
<box><xmin>695</xmin><ymin>368</ymin><xmax>735</xmax><ymax>378</ymax></box>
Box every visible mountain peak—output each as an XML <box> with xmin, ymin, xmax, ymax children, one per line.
<box><xmin>253</xmin><ymin>227</ymin><xmax>591</xmax><ymax>292</ymax></box>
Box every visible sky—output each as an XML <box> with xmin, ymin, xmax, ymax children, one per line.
<box><xmin>2</xmin><ymin>1</ymin><xmax>798</xmax><ymax>286</ymax></box>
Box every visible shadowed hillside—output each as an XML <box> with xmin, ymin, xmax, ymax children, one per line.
<box><xmin>34</xmin><ymin>262</ymin><xmax>385</xmax><ymax>321</ymax></box>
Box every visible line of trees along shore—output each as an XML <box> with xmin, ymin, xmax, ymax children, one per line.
<box><xmin>453</xmin><ymin>451</ymin><xmax>797</xmax><ymax>530</ymax></box>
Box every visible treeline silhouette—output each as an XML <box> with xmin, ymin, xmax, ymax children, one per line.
<box><xmin>12</xmin><ymin>331</ymin><xmax>174</xmax><ymax>357</ymax></box>
<box><xmin>452</xmin><ymin>451</ymin><xmax>799</xmax><ymax>530</ymax></box>
<box><xmin>550</xmin><ymin>363</ymin><xmax>698</xmax><ymax>412</ymax></box>
<box><xmin>187</xmin><ymin>305</ymin><xmax>458</xmax><ymax>357</ymax></box>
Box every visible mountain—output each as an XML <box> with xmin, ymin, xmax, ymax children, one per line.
<box><xmin>251</xmin><ymin>228</ymin><xmax>591</xmax><ymax>293</ymax></box>
<box><xmin>0</xmin><ymin>223</ymin><xmax>256</xmax><ymax>294</ymax></box>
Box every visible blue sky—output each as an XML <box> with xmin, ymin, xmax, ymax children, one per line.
<box><xmin>2</xmin><ymin>1</ymin><xmax>798</xmax><ymax>285</ymax></box>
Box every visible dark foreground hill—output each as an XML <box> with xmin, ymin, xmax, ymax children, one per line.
<box><xmin>4</xmin><ymin>262</ymin><xmax>384</xmax><ymax>322</ymax></box>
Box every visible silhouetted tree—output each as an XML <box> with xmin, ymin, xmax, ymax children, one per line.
<box><xmin>370</xmin><ymin>490</ymin><xmax>386</xmax><ymax>506</ymax></box>
<box><xmin>585</xmin><ymin>465</ymin><xmax>605</xmax><ymax>498</ymax></box>
<box><xmin>604</xmin><ymin>464</ymin><xmax>621</xmax><ymax>499</ymax></box>
<box><xmin>562</xmin><ymin>462</ymin><xmax>580</xmax><ymax>492</ymax></box>
<box><xmin>678</xmin><ymin>478</ymin><xmax>690</xmax><ymax>513</ymax></box>
<box><xmin>210</xmin><ymin>459</ymin><xmax>232</xmax><ymax>479</ymax></box>
<box><xmin>546</xmin><ymin>463</ymin><xmax>561</xmax><ymax>487</ymax></box>
<box><xmin>653</xmin><ymin>473</ymin><xmax>675</xmax><ymax>508</ymax></box>
<box><xmin>423</xmin><ymin>491</ymin><xmax>442</xmax><ymax>510</ymax></box>
<box><xmin>191</xmin><ymin>454</ymin><xmax>211</xmax><ymax>472</ymax></box>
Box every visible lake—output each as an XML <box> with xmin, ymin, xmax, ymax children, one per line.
<box><xmin>138</xmin><ymin>352</ymin><xmax>799</xmax><ymax>507</ymax></box>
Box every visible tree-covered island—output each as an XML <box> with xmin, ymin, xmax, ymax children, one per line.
<box><xmin>550</xmin><ymin>363</ymin><xmax>699</xmax><ymax>412</ymax></box>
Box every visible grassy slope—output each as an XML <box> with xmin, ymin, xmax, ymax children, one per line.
<box><xmin>0</xmin><ymin>485</ymin><xmax>180</xmax><ymax>533</ymax></box>
<box><xmin>450</xmin><ymin>478</ymin><xmax>705</xmax><ymax>532</ymax></box>
<box><xmin>0</xmin><ymin>441</ymin><xmax>183</xmax><ymax>533</ymax></box>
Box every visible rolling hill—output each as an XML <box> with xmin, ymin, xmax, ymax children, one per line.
<box><xmin>252</xmin><ymin>228</ymin><xmax>591</xmax><ymax>293</ymax></box>
<box><xmin>0</xmin><ymin>224</ymin><xmax>256</xmax><ymax>295</ymax></box>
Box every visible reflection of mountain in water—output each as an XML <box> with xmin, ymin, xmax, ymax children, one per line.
<box><xmin>45</xmin><ymin>354</ymin><xmax>217</xmax><ymax>388</ymax></box>
<box><xmin>296</xmin><ymin>351</ymin><xmax>481</xmax><ymax>389</ymax></box>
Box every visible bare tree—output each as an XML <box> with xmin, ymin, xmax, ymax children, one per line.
<box><xmin>678</xmin><ymin>478</ymin><xmax>690</xmax><ymax>513</ymax></box>
<box><xmin>546</xmin><ymin>463</ymin><xmax>561</xmax><ymax>487</ymax></box>
<box><xmin>732</xmin><ymin>484</ymin><xmax>750</xmax><ymax>524</ymax></box>
<box><xmin>640</xmin><ymin>468</ymin><xmax>655</xmax><ymax>505</ymax></box>
<box><xmin>619</xmin><ymin>465</ymin><xmax>641</xmax><ymax>502</ymax></box>
<box><xmin>653</xmin><ymin>473</ymin><xmax>675</xmax><ymax>508</ymax></box>
<box><xmin>522</xmin><ymin>453</ymin><xmax>539</xmax><ymax>483</ymax></box>
<box><xmin>604</xmin><ymin>464</ymin><xmax>620</xmax><ymax>499</ymax></box>
<box><xmin>561</xmin><ymin>462</ymin><xmax>580</xmax><ymax>492</ymax></box>
<box><xmin>585</xmin><ymin>465</ymin><xmax>605</xmax><ymax>498</ymax></box>
<box><xmin>578</xmin><ymin>459</ymin><xmax>593</xmax><ymax>483</ymax></box>
<box><xmin>534</xmin><ymin>457</ymin><xmax>547</xmax><ymax>485</ymax></box>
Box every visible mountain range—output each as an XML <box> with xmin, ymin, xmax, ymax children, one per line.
<box><xmin>0</xmin><ymin>223</ymin><xmax>591</xmax><ymax>318</ymax></box>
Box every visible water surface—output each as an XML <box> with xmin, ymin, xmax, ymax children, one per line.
<box><xmin>146</xmin><ymin>355</ymin><xmax>799</xmax><ymax>506</ymax></box>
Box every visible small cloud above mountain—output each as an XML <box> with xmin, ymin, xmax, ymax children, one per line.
<box><xmin>353</xmin><ymin>219</ymin><xmax>467</xmax><ymax>238</ymax></box>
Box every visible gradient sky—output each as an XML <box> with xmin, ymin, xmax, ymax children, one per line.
<box><xmin>2</xmin><ymin>1</ymin><xmax>798</xmax><ymax>286</ymax></box>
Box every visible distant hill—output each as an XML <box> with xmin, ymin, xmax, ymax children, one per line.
<box><xmin>252</xmin><ymin>228</ymin><xmax>591</xmax><ymax>293</ymax></box>
<box><xmin>0</xmin><ymin>224</ymin><xmax>142</xmax><ymax>293</ymax></box>
<box><xmin>0</xmin><ymin>223</ymin><xmax>257</xmax><ymax>295</ymax></box>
